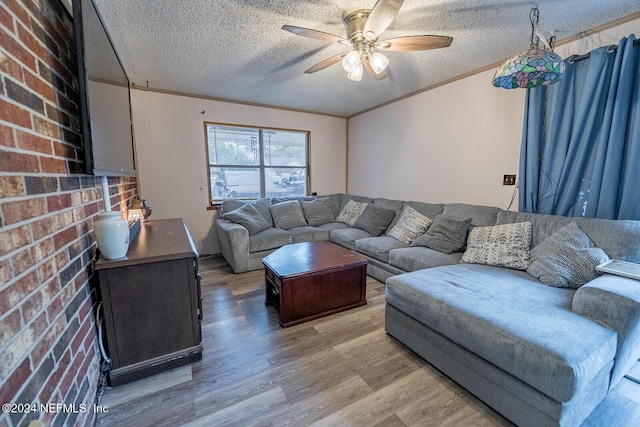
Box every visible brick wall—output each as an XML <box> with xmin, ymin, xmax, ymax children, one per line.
<box><xmin>0</xmin><ymin>1</ymin><xmax>138</xmax><ymax>426</ymax></box>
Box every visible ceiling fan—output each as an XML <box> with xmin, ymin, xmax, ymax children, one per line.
<box><xmin>282</xmin><ymin>0</ymin><xmax>453</xmax><ymax>81</ymax></box>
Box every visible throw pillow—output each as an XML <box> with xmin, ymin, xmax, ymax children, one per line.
<box><xmin>336</xmin><ymin>199</ymin><xmax>368</xmax><ymax>226</ymax></box>
<box><xmin>269</xmin><ymin>200</ymin><xmax>307</xmax><ymax>230</ymax></box>
<box><xmin>352</xmin><ymin>205</ymin><xmax>397</xmax><ymax>236</ymax></box>
<box><xmin>461</xmin><ymin>222</ymin><xmax>532</xmax><ymax>270</ymax></box>
<box><xmin>223</xmin><ymin>202</ymin><xmax>272</xmax><ymax>235</ymax></box>
<box><xmin>527</xmin><ymin>222</ymin><xmax>610</xmax><ymax>288</ymax></box>
<box><xmin>411</xmin><ymin>215</ymin><xmax>472</xmax><ymax>254</ymax></box>
<box><xmin>301</xmin><ymin>197</ymin><xmax>336</xmax><ymax>226</ymax></box>
<box><xmin>389</xmin><ymin>205</ymin><xmax>433</xmax><ymax>244</ymax></box>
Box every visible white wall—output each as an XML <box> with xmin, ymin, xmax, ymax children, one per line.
<box><xmin>347</xmin><ymin>18</ymin><xmax>640</xmax><ymax>210</ymax></box>
<box><xmin>131</xmin><ymin>90</ymin><xmax>347</xmax><ymax>254</ymax></box>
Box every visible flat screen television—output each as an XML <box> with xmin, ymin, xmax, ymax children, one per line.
<box><xmin>74</xmin><ymin>0</ymin><xmax>135</xmax><ymax>176</ymax></box>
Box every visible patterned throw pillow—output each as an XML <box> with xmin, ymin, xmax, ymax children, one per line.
<box><xmin>527</xmin><ymin>222</ymin><xmax>609</xmax><ymax>288</ymax></box>
<box><xmin>336</xmin><ymin>199</ymin><xmax>368</xmax><ymax>226</ymax></box>
<box><xmin>388</xmin><ymin>205</ymin><xmax>433</xmax><ymax>244</ymax></box>
<box><xmin>269</xmin><ymin>200</ymin><xmax>307</xmax><ymax>230</ymax></box>
<box><xmin>411</xmin><ymin>215</ymin><xmax>471</xmax><ymax>253</ymax></box>
<box><xmin>461</xmin><ymin>222</ymin><xmax>532</xmax><ymax>270</ymax></box>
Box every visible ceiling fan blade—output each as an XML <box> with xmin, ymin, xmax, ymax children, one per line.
<box><xmin>304</xmin><ymin>52</ymin><xmax>348</xmax><ymax>74</ymax></box>
<box><xmin>282</xmin><ymin>25</ymin><xmax>348</xmax><ymax>44</ymax></box>
<box><xmin>363</xmin><ymin>0</ymin><xmax>404</xmax><ymax>39</ymax></box>
<box><xmin>378</xmin><ymin>35</ymin><xmax>453</xmax><ymax>51</ymax></box>
<box><xmin>363</xmin><ymin>57</ymin><xmax>387</xmax><ymax>81</ymax></box>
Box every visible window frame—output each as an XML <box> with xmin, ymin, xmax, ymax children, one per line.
<box><xmin>204</xmin><ymin>122</ymin><xmax>311</xmax><ymax>207</ymax></box>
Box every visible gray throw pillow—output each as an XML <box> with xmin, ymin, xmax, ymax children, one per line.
<box><xmin>352</xmin><ymin>205</ymin><xmax>396</xmax><ymax>237</ymax></box>
<box><xmin>412</xmin><ymin>215</ymin><xmax>472</xmax><ymax>254</ymax></box>
<box><xmin>301</xmin><ymin>197</ymin><xmax>335</xmax><ymax>226</ymax></box>
<box><xmin>270</xmin><ymin>200</ymin><xmax>307</xmax><ymax>230</ymax></box>
<box><xmin>391</xmin><ymin>205</ymin><xmax>433</xmax><ymax>244</ymax></box>
<box><xmin>461</xmin><ymin>222</ymin><xmax>532</xmax><ymax>270</ymax></box>
<box><xmin>527</xmin><ymin>222</ymin><xmax>610</xmax><ymax>288</ymax></box>
<box><xmin>223</xmin><ymin>202</ymin><xmax>272</xmax><ymax>235</ymax></box>
<box><xmin>336</xmin><ymin>199</ymin><xmax>368</xmax><ymax>226</ymax></box>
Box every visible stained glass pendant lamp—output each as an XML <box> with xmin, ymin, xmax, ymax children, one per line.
<box><xmin>493</xmin><ymin>8</ymin><xmax>565</xmax><ymax>89</ymax></box>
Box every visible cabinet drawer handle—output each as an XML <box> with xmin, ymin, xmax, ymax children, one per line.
<box><xmin>272</xmin><ymin>286</ymin><xmax>280</xmax><ymax>296</ymax></box>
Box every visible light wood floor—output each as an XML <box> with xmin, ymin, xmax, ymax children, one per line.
<box><xmin>95</xmin><ymin>256</ymin><xmax>640</xmax><ymax>427</ymax></box>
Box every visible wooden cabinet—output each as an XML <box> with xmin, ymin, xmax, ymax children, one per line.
<box><xmin>95</xmin><ymin>218</ymin><xmax>202</xmax><ymax>386</ymax></box>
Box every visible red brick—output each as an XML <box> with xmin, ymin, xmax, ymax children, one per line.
<box><xmin>0</xmin><ymin>258</ymin><xmax>12</xmax><ymax>283</ymax></box>
<box><xmin>47</xmin><ymin>194</ymin><xmax>72</xmax><ymax>211</ymax></box>
<box><xmin>0</xmin><ymin>270</ymin><xmax>39</xmax><ymax>313</ymax></box>
<box><xmin>0</xmin><ymin>98</ymin><xmax>31</xmax><ymax>129</ymax></box>
<box><xmin>76</xmin><ymin>350</ymin><xmax>96</xmax><ymax>389</ymax></box>
<box><xmin>53</xmin><ymin>225</ymin><xmax>77</xmax><ymax>251</ymax></box>
<box><xmin>0</xmin><ymin>26</ymin><xmax>36</xmax><ymax>72</ymax></box>
<box><xmin>16</xmin><ymin>129</ymin><xmax>53</xmax><ymax>154</ymax></box>
<box><xmin>13</xmin><ymin>238</ymin><xmax>55</xmax><ymax>277</ymax></box>
<box><xmin>0</xmin><ymin>308</ymin><xmax>21</xmax><ymax>348</ymax></box>
<box><xmin>58</xmin><ymin>350</ymin><xmax>76</xmax><ymax>400</ymax></box>
<box><xmin>2</xmin><ymin>0</ymin><xmax>30</xmax><ymax>29</ymax></box>
<box><xmin>0</xmin><ymin>3</ymin><xmax>13</xmax><ymax>31</ymax></box>
<box><xmin>38</xmin><ymin>349</ymin><xmax>69</xmax><ymax>406</ymax></box>
<box><xmin>55</xmin><ymin>249</ymin><xmax>68</xmax><ymax>270</ymax></box>
<box><xmin>53</xmin><ymin>141</ymin><xmax>76</xmax><ymax>159</ymax></box>
<box><xmin>21</xmin><ymin>289</ymin><xmax>43</xmax><ymax>319</ymax></box>
<box><xmin>30</xmin><ymin>314</ymin><xmax>65</xmax><ymax>368</ymax></box>
<box><xmin>0</xmin><ymin>312</ymin><xmax>46</xmax><ymax>377</ymax></box>
<box><xmin>1</xmin><ymin>196</ymin><xmax>47</xmax><ymax>224</ymax></box>
<box><xmin>39</xmin><ymin>156</ymin><xmax>67</xmax><ymax>174</ymax></box>
<box><xmin>24</xmin><ymin>68</ymin><xmax>56</xmax><ymax>102</ymax></box>
<box><xmin>37</xmin><ymin>257</ymin><xmax>57</xmax><ymax>283</ymax></box>
<box><xmin>46</xmin><ymin>104</ymin><xmax>70</xmax><ymax>127</ymax></box>
<box><xmin>0</xmin><ymin>176</ymin><xmax>25</xmax><ymax>198</ymax></box>
<box><xmin>0</xmin><ymin>124</ymin><xmax>15</xmax><ymax>148</ymax></box>
<box><xmin>0</xmin><ymin>224</ymin><xmax>31</xmax><ymax>257</ymax></box>
<box><xmin>17</xmin><ymin>23</ymin><xmax>48</xmax><ymax>63</ymax></box>
<box><xmin>0</xmin><ymin>357</ymin><xmax>31</xmax><ymax>405</ymax></box>
<box><xmin>70</xmin><ymin>316</ymin><xmax>92</xmax><ymax>357</ymax></box>
<box><xmin>0</xmin><ymin>150</ymin><xmax>41</xmax><ymax>173</ymax></box>
<box><xmin>33</xmin><ymin>115</ymin><xmax>61</xmax><ymax>139</ymax></box>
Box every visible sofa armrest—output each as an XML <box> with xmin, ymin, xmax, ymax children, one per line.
<box><xmin>215</xmin><ymin>218</ymin><xmax>250</xmax><ymax>273</ymax></box>
<box><xmin>572</xmin><ymin>275</ymin><xmax>640</xmax><ymax>389</ymax></box>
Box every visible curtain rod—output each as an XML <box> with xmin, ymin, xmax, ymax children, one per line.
<box><xmin>569</xmin><ymin>38</ymin><xmax>640</xmax><ymax>63</ymax></box>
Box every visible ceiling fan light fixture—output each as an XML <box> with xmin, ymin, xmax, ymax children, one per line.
<box><xmin>369</xmin><ymin>52</ymin><xmax>389</xmax><ymax>74</ymax></box>
<box><xmin>347</xmin><ymin>63</ymin><xmax>364</xmax><ymax>81</ymax></box>
<box><xmin>342</xmin><ymin>50</ymin><xmax>362</xmax><ymax>73</ymax></box>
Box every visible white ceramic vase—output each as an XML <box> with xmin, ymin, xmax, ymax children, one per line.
<box><xmin>94</xmin><ymin>211</ymin><xmax>130</xmax><ymax>259</ymax></box>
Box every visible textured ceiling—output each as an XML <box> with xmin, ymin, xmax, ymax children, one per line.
<box><xmin>92</xmin><ymin>0</ymin><xmax>640</xmax><ymax>117</ymax></box>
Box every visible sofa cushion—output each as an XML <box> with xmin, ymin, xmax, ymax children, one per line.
<box><xmin>220</xmin><ymin>198</ymin><xmax>273</xmax><ymax>224</ymax></box>
<box><xmin>461</xmin><ymin>222</ymin><xmax>532</xmax><ymax>271</ymax></box>
<box><xmin>405</xmin><ymin>201</ymin><xmax>445</xmax><ymax>220</ymax></box>
<box><xmin>288</xmin><ymin>226</ymin><xmax>330</xmax><ymax>243</ymax></box>
<box><xmin>388</xmin><ymin>247</ymin><xmax>463</xmax><ymax>272</ymax></box>
<box><xmin>385</xmin><ymin>264</ymin><xmax>617</xmax><ymax>402</ymax></box>
<box><xmin>301</xmin><ymin>197</ymin><xmax>336</xmax><ymax>226</ymax></box>
<box><xmin>270</xmin><ymin>200</ymin><xmax>307</xmax><ymax>229</ymax></box>
<box><xmin>315</xmin><ymin>222</ymin><xmax>350</xmax><ymax>232</ymax></box>
<box><xmin>352</xmin><ymin>205</ymin><xmax>396</xmax><ymax>237</ymax></box>
<box><xmin>223</xmin><ymin>202</ymin><xmax>272</xmax><ymax>236</ymax></box>
<box><xmin>411</xmin><ymin>215</ymin><xmax>471</xmax><ymax>254</ymax></box>
<box><xmin>388</xmin><ymin>205</ymin><xmax>433</xmax><ymax>244</ymax></box>
<box><xmin>527</xmin><ymin>222</ymin><xmax>609</xmax><ymax>288</ymax></box>
<box><xmin>249</xmin><ymin>227</ymin><xmax>292</xmax><ymax>252</ymax></box>
<box><xmin>329</xmin><ymin>227</ymin><xmax>372</xmax><ymax>250</ymax></box>
<box><xmin>336</xmin><ymin>199</ymin><xmax>368</xmax><ymax>226</ymax></box>
<box><xmin>443</xmin><ymin>203</ymin><xmax>501</xmax><ymax>227</ymax></box>
<box><xmin>355</xmin><ymin>236</ymin><xmax>408</xmax><ymax>264</ymax></box>
<box><xmin>496</xmin><ymin>211</ymin><xmax>640</xmax><ymax>264</ymax></box>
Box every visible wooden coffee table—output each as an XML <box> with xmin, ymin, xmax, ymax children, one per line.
<box><xmin>263</xmin><ymin>241</ymin><xmax>368</xmax><ymax>328</ymax></box>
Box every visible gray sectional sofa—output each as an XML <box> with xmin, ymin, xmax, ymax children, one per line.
<box><xmin>215</xmin><ymin>193</ymin><xmax>640</xmax><ymax>426</ymax></box>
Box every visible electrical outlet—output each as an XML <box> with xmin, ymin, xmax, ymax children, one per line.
<box><xmin>503</xmin><ymin>174</ymin><xmax>517</xmax><ymax>186</ymax></box>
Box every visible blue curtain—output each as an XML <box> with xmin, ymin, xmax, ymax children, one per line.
<box><xmin>519</xmin><ymin>35</ymin><xmax>640</xmax><ymax>220</ymax></box>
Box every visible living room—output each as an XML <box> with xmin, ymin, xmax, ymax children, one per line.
<box><xmin>1</xmin><ymin>0</ymin><xmax>640</xmax><ymax>426</ymax></box>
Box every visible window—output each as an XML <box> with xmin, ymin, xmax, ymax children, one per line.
<box><xmin>205</xmin><ymin>123</ymin><xmax>309</xmax><ymax>204</ymax></box>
